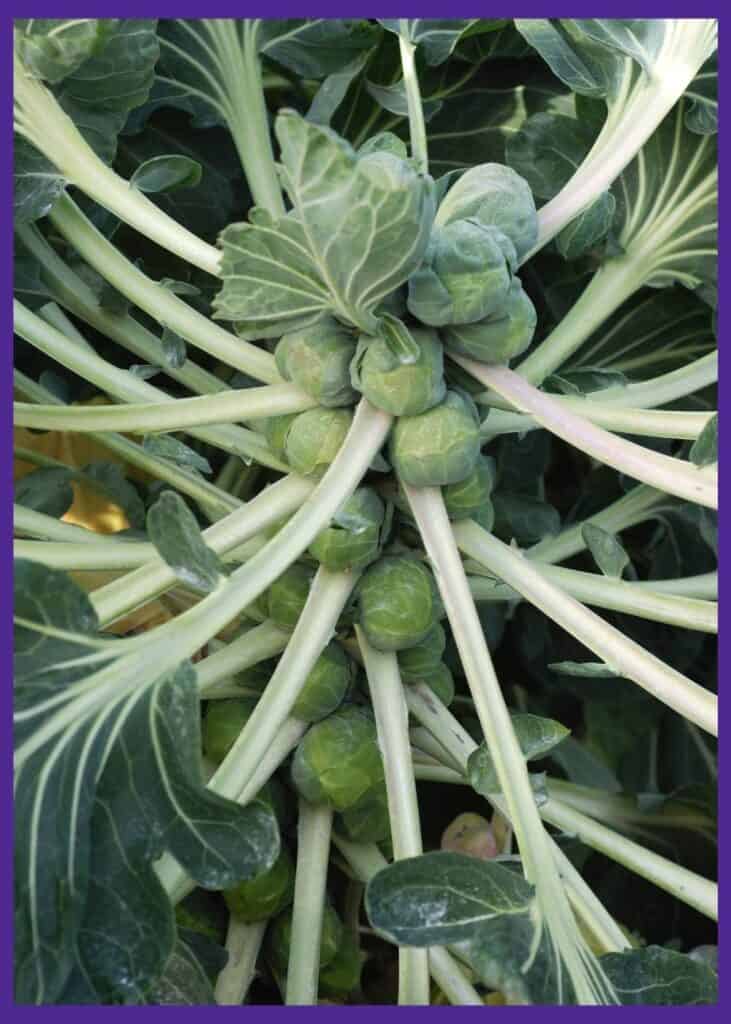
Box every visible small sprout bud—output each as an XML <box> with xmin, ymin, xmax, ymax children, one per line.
<box><xmin>353</xmin><ymin>323</ymin><xmax>445</xmax><ymax>416</ymax></box>
<box><xmin>442</xmin><ymin>279</ymin><xmax>537</xmax><ymax>364</ymax></box>
<box><xmin>441</xmin><ymin>811</ymin><xmax>498</xmax><ymax>860</ymax></box>
<box><xmin>407</xmin><ymin>220</ymin><xmax>515</xmax><ymax>327</ymax></box>
<box><xmin>267</xmin><ymin>905</ymin><xmax>343</xmax><ymax>974</ymax></box>
<box><xmin>292</xmin><ymin>642</ymin><xmax>353</xmax><ymax>723</ymax></box>
<box><xmin>390</xmin><ymin>390</ymin><xmax>481</xmax><ymax>487</ymax></box>
<box><xmin>263</xmin><ymin>412</ymin><xmax>299</xmax><ymax>459</ymax></box>
<box><xmin>267</xmin><ymin>562</ymin><xmax>315</xmax><ymax>630</ymax></box>
<box><xmin>203</xmin><ymin>697</ymin><xmax>257</xmax><ymax>764</ymax></box>
<box><xmin>420</xmin><ymin>662</ymin><xmax>455</xmax><ymax>706</ymax></box>
<box><xmin>308</xmin><ymin>488</ymin><xmax>386</xmax><ymax>571</ymax></box>
<box><xmin>397</xmin><ymin>623</ymin><xmax>446</xmax><ymax>681</ymax></box>
<box><xmin>442</xmin><ymin>454</ymin><xmax>496</xmax><ymax>521</ymax></box>
<box><xmin>291</xmin><ymin>705</ymin><xmax>384</xmax><ymax>810</ymax></box>
<box><xmin>335</xmin><ymin>781</ymin><xmax>391</xmax><ymax>843</ymax></box>
<box><xmin>275</xmin><ymin>318</ymin><xmax>357</xmax><ymax>407</ymax></box>
<box><xmin>358</xmin><ymin>555</ymin><xmax>442</xmax><ymax>652</ymax></box>
<box><xmin>224</xmin><ymin>846</ymin><xmax>295</xmax><ymax>923</ymax></box>
<box><xmin>284</xmin><ymin>407</ymin><xmax>353</xmax><ymax>477</ymax></box>
<box><xmin>435</xmin><ymin>163</ymin><xmax>538</xmax><ymax>262</ymax></box>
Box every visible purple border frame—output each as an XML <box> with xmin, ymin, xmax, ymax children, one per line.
<box><xmin>3</xmin><ymin>3</ymin><xmax>723</xmax><ymax>1018</ymax></box>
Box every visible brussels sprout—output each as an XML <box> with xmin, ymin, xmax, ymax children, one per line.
<box><xmin>267</xmin><ymin>562</ymin><xmax>314</xmax><ymax>630</ymax></box>
<box><xmin>319</xmin><ymin>932</ymin><xmax>364</xmax><ymax>997</ymax></box>
<box><xmin>308</xmin><ymin>488</ymin><xmax>385</xmax><ymax>571</ymax></box>
<box><xmin>420</xmin><ymin>662</ymin><xmax>455</xmax><ymax>706</ymax></box>
<box><xmin>435</xmin><ymin>163</ymin><xmax>538</xmax><ymax>261</ymax></box>
<box><xmin>275</xmin><ymin>318</ymin><xmax>357</xmax><ymax>407</ymax></box>
<box><xmin>203</xmin><ymin>697</ymin><xmax>258</xmax><ymax>764</ymax></box>
<box><xmin>292</xmin><ymin>642</ymin><xmax>353</xmax><ymax>722</ymax></box>
<box><xmin>291</xmin><ymin>705</ymin><xmax>384</xmax><ymax>810</ymax></box>
<box><xmin>358</xmin><ymin>555</ymin><xmax>442</xmax><ymax>652</ymax></box>
<box><xmin>336</xmin><ymin>780</ymin><xmax>390</xmax><ymax>843</ymax></box>
<box><xmin>441</xmin><ymin>812</ymin><xmax>498</xmax><ymax>860</ymax></box>
<box><xmin>407</xmin><ymin>220</ymin><xmax>515</xmax><ymax>327</ymax></box>
<box><xmin>284</xmin><ymin>407</ymin><xmax>353</xmax><ymax>477</ymax></box>
<box><xmin>224</xmin><ymin>846</ymin><xmax>295</xmax><ymax>923</ymax></box>
<box><xmin>263</xmin><ymin>413</ymin><xmax>299</xmax><ymax>459</ymax></box>
<box><xmin>442</xmin><ymin>279</ymin><xmax>537</xmax><ymax>365</ymax></box>
<box><xmin>389</xmin><ymin>390</ymin><xmax>481</xmax><ymax>487</ymax></box>
<box><xmin>442</xmin><ymin>454</ymin><xmax>496</xmax><ymax>521</ymax></box>
<box><xmin>353</xmin><ymin>321</ymin><xmax>445</xmax><ymax>416</ymax></box>
<box><xmin>267</xmin><ymin>905</ymin><xmax>343</xmax><ymax>973</ymax></box>
<box><xmin>397</xmin><ymin>622</ymin><xmax>446</xmax><ymax>681</ymax></box>
<box><xmin>175</xmin><ymin>889</ymin><xmax>228</xmax><ymax>944</ymax></box>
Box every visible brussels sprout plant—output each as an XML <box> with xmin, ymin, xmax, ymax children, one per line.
<box><xmin>13</xmin><ymin>15</ymin><xmax>717</xmax><ymax>1009</ymax></box>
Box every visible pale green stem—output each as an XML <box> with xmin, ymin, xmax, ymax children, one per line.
<box><xmin>14</xmin><ymin>370</ymin><xmax>237</xmax><ymax>521</ymax></box>
<box><xmin>48</xmin><ymin>194</ymin><xmax>281</xmax><ymax>384</ymax></box>
<box><xmin>479</xmin><ymin>352</ymin><xmax>718</xmax><ymax>416</ymax></box>
<box><xmin>38</xmin><ymin>302</ymin><xmax>94</xmax><ymax>351</ymax></box>
<box><xmin>455</xmin><ymin>521</ymin><xmax>717</xmax><ymax>736</ymax></box>
<box><xmin>515</xmin><ymin>256</ymin><xmax>643</xmax><ymax>386</ymax></box>
<box><xmin>14</xmin><ymin>299</ymin><xmax>287</xmax><ymax>472</ymax></box>
<box><xmin>527</xmin><ymin>484</ymin><xmax>664</xmax><ymax>566</ymax></box>
<box><xmin>410</xmin><ymin>726</ymin><xmax>463</xmax><ymax>773</ymax></box>
<box><xmin>458</xmin><ymin>360</ymin><xmax>717</xmax><ymax>509</ymax></box>
<box><xmin>357</xmin><ymin>629</ymin><xmax>430</xmax><ymax>1005</ymax></box>
<box><xmin>481</xmin><ymin>405</ymin><xmax>712</xmax><ymax>443</ymax></box>
<box><xmin>468</xmin><ymin>566</ymin><xmax>717</xmax><ymax>633</ymax></box>
<box><xmin>286</xmin><ymin>800</ymin><xmax>334</xmax><ymax>1005</ymax></box>
<box><xmin>540</xmin><ymin>798</ymin><xmax>717</xmax><ymax>922</ymax></box>
<box><xmin>15</xmin><ymin>383</ymin><xmax>315</xmax><ymax>433</ymax></box>
<box><xmin>214</xmin><ymin>919</ymin><xmax>267</xmax><ymax>1005</ymax></box>
<box><xmin>13</xmin><ymin>53</ymin><xmax>222</xmax><ymax>275</ymax></box>
<box><xmin>398</xmin><ymin>27</ymin><xmax>429</xmax><ymax>174</ymax></box>
<box><xmin>331</xmin><ymin>836</ymin><xmax>484</xmax><ymax>1005</ymax></box>
<box><xmin>546</xmin><ymin>780</ymin><xmax>716</xmax><ymax>836</ymax></box>
<box><xmin>195</xmin><ymin>620</ymin><xmax>290</xmax><ymax>695</ymax></box>
<box><xmin>412</xmin><ymin>763</ymin><xmax>463</xmax><ymax>784</ymax></box>
<box><xmin>91</xmin><ymin>475</ymin><xmax>313</xmax><ymax>626</ymax></box>
<box><xmin>15</xmin><ymin>540</ymin><xmax>155</xmax><ymax>571</ymax></box>
<box><xmin>16</xmin><ymin>223</ymin><xmax>227</xmax><ymax>398</ymax></box>
<box><xmin>634</xmin><ymin>572</ymin><xmax>717</xmax><ymax>600</ymax></box>
<box><xmin>404</xmin><ymin>485</ymin><xmax>611</xmax><ymax>1004</ymax></box>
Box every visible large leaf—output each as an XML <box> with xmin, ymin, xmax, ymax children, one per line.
<box><xmin>378</xmin><ymin>20</ymin><xmax>481</xmax><ymax>66</ymax></box>
<box><xmin>685</xmin><ymin>56</ymin><xmax>717</xmax><ymax>134</ymax></box>
<box><xmin>13</xmin><ymin>561</ymin><xmax>279</xmax><ymax>1004</ymax></box>
<box><xmin>147</xmin><ymin>491</ymin><xmax>225</xmax><ymax>593</ymax></box>
<box><xmin>259</xmin><ymin>19</ymin><xmax>381</xmax><ymax>77</ymax></box>
<box><xmin>216</xmin><ymin>112</ymin><xmax>435</xmax><ymax>337</ymax></box>
<box><xmin>14</xmin><ymin>19</ymin><xmax>115</xmax><ymax>83</ymax></box>
<box><xmin>13</xmin><ymin>139</ymin><xmax>66</xmax><ymax>226</ymax></box>
<box><xmin>601</xmin><ymin>946</ymin><xmax>717</xmax><ymax>1005</ymax></box>
<box><xmin>366</xmin><ymin>852</ymin><xmax>574</xmax><ymax>1003</ymax></box>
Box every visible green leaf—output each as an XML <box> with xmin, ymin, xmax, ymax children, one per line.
<box><xmin>492</xmin><ymin>492</ymin><xmax>560</xmax><ymax>545</ymax></box>
<box><xmin>259</xmin><ymin>19</ymin><xmax>381</xmax><ymax>78</ymax></box>
<box><xmin>15</xmin><ymin>467</ymin><xmax>75</xmax><ymax>519</ymax></box>
<box><xmin>161</xmin><ymin>327</ymin><xmax>187</xmax><ymax>369</ymax></box>
<box><xmin>548</xmin><ymin>736</ymin><xmax>621</xmax><ymax>792</ymax></box>
<box><xmin>13</xmin><ymin>138</ymin><xmax>66</xmax><ymax>225</ymax></box>
<box><xmin>685</xmin><ymin>57</ymin><xmax>717</xmax><ymax>134</ymax></box>
<box><xmin>147</xmin><ymin>491</ymin><xmax>224</xmax><ymax>593</ymax></box>
<box><xmin>601</xmin><ymin>946</ymin><xmax>717</xmax><ymax>1005</ymax></box>
<box><xmin>130</xmin><ymin>154</ymin><xmax>202</xmax><ymax>193</ymax></box>
<box><xmin>15</xmin><ymin>19</ymin><xmax>115</xmax><ymax>83</ymax></box>
<box><xmin>366</xmin><ymin>851</ymin><xmax>573</xmax><ymax>1003</ymax></box>
<box><xmin>142</xmin><ymin>435</ymin><xmax>212</xmax><ymax>475</ymax></box>
<box><xmin>54</xmin><ymin>20</ymin><xmax>160</xmax><ymax>164</ymax></box>
<box><xmin>138</xmin><ymin>935</ymin><xmax>222</xmax><ymax>1004</ymax></box>
<box><xmin>581</xmin><ymin>523</ymin><xmax>630</xmax><ymax>578</ymax></box>
<box><xmin>307</xmin><ymin>53</ymin><xmax>372</xmax><ymax>126</ymax></box>
<box><xmin>378</xmin><ymin>20</ymin><xmax>480</xmax><ymax>66</ymax></box>
<box><xmin>467</xmin><ymin>712</ymin><xmax>569</xmax><ymax>796</ymax></box>
<box><xmin>689</xmin><ymin>414</ymin><xmax>717</xmax><ymax>467</ymax></box>
<box><xmin>82</xmin><ymin>462</ymin><xmax>146</xmax><ymax>530</ymax></box>
<box><xmin>365</xmin><ymin>79</ymin><xmax>442</xmax><ymax>121</ymax></box>
<box><xmin>216</xmin><ymin>112</ymin><xmax>435</xmax><ymax>337</ymax></box>
<box><xmin>549</xmin><ymin>661</ymin><xmax>620</xmax><ymax>679</ymax></box>
<box><xmin>556</xmin><ymin>191</ymin><xmax>615</xmax><ymax>260</ymax></box>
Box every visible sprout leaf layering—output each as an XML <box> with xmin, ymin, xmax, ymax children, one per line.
<box><xmin>12</xmin><ymin>17</ymin><xmax>718</xmax><ymax>1006</ymax></box>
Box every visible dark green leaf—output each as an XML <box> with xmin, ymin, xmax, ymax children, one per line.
<box><xmin>307</xmin><ymin>53</ymin><xmax>371</xmax><ymax>126</ymax></box>
<box><xmin>13</xmin><ymin>138</ymin><xmax>66</xmax><ymax>225</ymax></box>
<box><xmin>689</xmin><ymin>414</ymin><xmax>717</xmax><ymax>467</ymax></box>
<box><xmin>259</xmin><ymin>19</ymin><xmax>381</xmax><ymax>78</ymax></box>
<box><xmin>582</xmin><ymin>523</ymin><xmax>630</xmax><ymax>578</ymax></box>
<box><xmin>142</xmin><ymin>435</ymin><xmax>212</xmax><ymax>475</ymax></box>
<box><xmin>15</xmin><ymin>467</ymin><xmax>75</xmax><ymax>519</ymax></box>
<box><xmin>601</xmin><ymin>946</ymin><xmax>717</xmax><ymax>1005</ymax></box>
<box><xmin>685</xmin><ymin>57</ymin><xmax>717</xmax><ymax>134</ymax></box>
<box><xmin>147</xmin><ymin>491</ymin><xmax>224</xmax><ymax>593</ymax></box>
<box><xmin>161</xmin><ymin>327</ymin><xmax>187</xmax><ymax>369</ymax></box>
<box><xmin>467</xmin><ymin>713</ymin><xmax>569</xmax><ymax>795</ymax></box>
<box><xmin>130</xmin><ymin>154</ymin><xmax>202</xmax><ymax>193</ymax></box>
<box><xmin>15</xmin><ymin>19</ymin><xmax>115</xmax><ymax>83</ymax></box>
<box><xmin>549</xmin><ymin>661</ymin><xmax>620</xmax><ymax>678</ymax></box>
<box><xmin>378</xmin><ymin>20</ymin><xmax>480</xmax><ymax>66</ymax></box>
<box><xmin>492</xmin><ymin>492</ymin><xmax>560</xmax><ymax>545</ymax></box>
